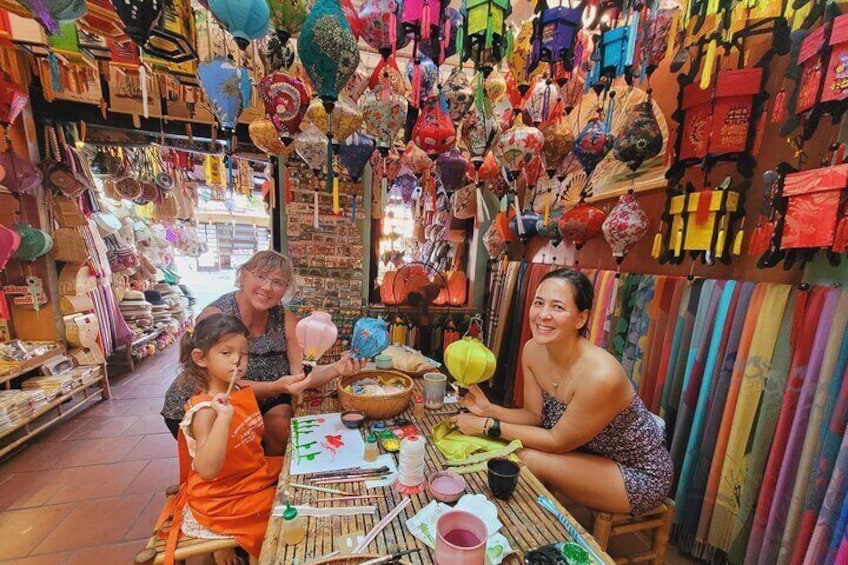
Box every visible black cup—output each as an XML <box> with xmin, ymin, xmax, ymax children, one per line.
<box><xmin>487</xmin><ymin>458</ymin><xmax>520</xmax><ymax>500</ymax></box>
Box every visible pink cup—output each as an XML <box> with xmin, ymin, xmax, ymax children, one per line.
<box><xmin>435</xmin><ymin>510</ymin><xmax>487</xmax><ymax>565</ymax></box>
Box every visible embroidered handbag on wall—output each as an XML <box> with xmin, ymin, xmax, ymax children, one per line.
<box><xmin>779</xmin><ymin>163</ymin><xmax>847</xmax><ymax>249</ymax></box>
<box><xmin>665</xmin><ymin>185</ymin><xmax>740</xmax><ymax>264</ymax></box>
<box><xmin>42</xmin><ymin>126</ymin><xmax>86</xmax><ymax>198</ymax></box>
<box><xmin>796</xmin><ymin>22</ymin><xmax>832</xmax><ymax>115</ymax></box>
<box><xmin>821</xmin><ymin>14</ymin><xmax>848</xmax><ymax>105</ymax></box>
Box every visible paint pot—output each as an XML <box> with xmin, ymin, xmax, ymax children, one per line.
<box><xmin>340</xmin><ymin>410</ymin><xmax>367</xmax><ymax>429</ymax></box>
<box><xmin>375</xmin><ymin>354</ymin><xmax>393</xmax><ymax>369</ymax></box>
<box><xmin>428</xmin><ymin>470</ymin><xmax>466</xmax><ymax>503</ymax></box>
<box><xmin>435</xmin><ymin>510</ymin><xmax>487</xmax><ymax>565</ymax></box>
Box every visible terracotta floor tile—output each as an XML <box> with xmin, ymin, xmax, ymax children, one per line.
<box><xmin>32</xmin><ymin>493</ymin><xmax>150</xmax><ymax>554</ymax></box>
<box><xmin>60</xmin><ymin>436</ymin><xmax>144</xmax><ymax>468</ymax></box>
<box><xmin>123</xmin><ymin>492</ymin><xmax>161</xmax><ymax>541</ymax></box>
<box><xmin>31</xmin><ymin>417</ymin><xmax>89</xmax><ymax>444</ymax></box>
<box><xmin>111</xmin><ymin>384</ymin><xmax>170</xmax><ymax>400</ymax></box>
<box><xmin>123</xmin><ymin>433</ymin><xmax>178</xmax><ymax>461</ymax></box>
<box><xmin>63</xmin><ymin>416</ymin><xmax>139</xmax><ymax>440</ymax></box>
<box><xmin>124</xmin><ymin>458</ymin><xmax>179</xmax><ymax>495</ymax></box>
<box><xmin>0</xmin><ymin>551</ymin><xmax>71</xmax><ymax>565</ymax></box>
<box><xmin>0</xmin><ymin>468</ymin><xmax>72</xmax><ymax>510</ymax></box>
<box><xmin>77</xmin><ymin>397</ymin><xmax>165</xmax><ymax>419</ymax></box>
<box><xmin>48</xmin><ymin>460</ymin><xmax>147</xmax><ymax>504</ymax></box>
<box><xmin>65</xmin><ymin>539</ymin><xmax>148</xmax><ymax>565</ymax></box>
<box><xmin>0</xmin><ymin>439</ymin><xmax>80</xmax><ymax>474</ymax></box>
<box><xmin>125</xmin><ymin>414</ymin><xmax>172</xmax><ymax>436</ymax></box>
<box><xmin>0</xmin><ymin>504</ymin><xmax>75</xmax><ymax>560</ymax></box>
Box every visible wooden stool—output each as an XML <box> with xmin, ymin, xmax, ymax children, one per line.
<box><xmin>134</xmin><ymin>485</ymin><xmax>239</xmax><ymax>565</ymax></box>
<box><xmin>590</xmin><ymin>498</ymin><xmax>675</xmax><ymax>565</ymax></box>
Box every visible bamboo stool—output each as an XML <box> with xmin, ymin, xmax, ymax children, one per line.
<box><xmin>134</xmin><ymin>485</ymin><xmax>239</xmax><ymax>565</ymax></box>
<box><xmin>590</xmin><ymin>498</ymin><xmax>675</xmax><ymax>565</ymax></box>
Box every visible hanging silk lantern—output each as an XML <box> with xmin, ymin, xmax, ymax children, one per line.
<box><xmin>340</xmin><ymin>0</ymin><xmax>363</xmax><ymax>39</ymax></box>
<box><xmin>391</xmin><ymin>167</ymin><xmax>419</xmax><ymax>203</ymax></box>
<box><xmin>399</xmin><ymin>0</ymin><xmax>440</xmax><ymax>44</ymax></box>
<box><xmin>572</xmin><ymin>116</ymin><xmax>614</xmax><ymax>175</ymax></box>
<box><xmin>350</xmin><ymin>317</ymin><xmax>391</xmax><ymax>359</ymax></box>
<box><xmin>537</xmin><ymin>208</ymin><xmax>564</xmax><ymax>245</ymax></box>
<box><xmin>0</xmin><ymin>71</ymin><xmax>27</xmax><ymax>130</ymax></box>
<box><xmin>361</xmin><ymin>86</ymin><xmax>407</xmax><ymax>150</ymax></box>
<box><xmin>522</xmin><ymin>155</ymin><xmax>543</xmax><ymax>189</ymax></box>
<box><xmin>197</xmin><ymin>57</ymin><xmax>245</xmax><ymax>132</ymax></box>
<box><xmin>113</xmin><ymin>0</ymin><xmax>163</xmax><ymax>46</ymax></box>
<box><xmin>557</xmin><ymin>202</ymin><xmax>607</xmax><ymax>250</ymax></box>
<box><xmin>444</xmin><ymin>336</ymin><xmax>496</xmax><ymax>387</ymax></box>
<box><xmin>461</xmin><ymin>104</ymin><xmax>498</xmax><ymax>167</ymax></box>
<box><xmin>343</xmin><ymin>67</ymin><xmax>369</xmax><ymax>101</ymax></box>
<box><xmin>420</xmin><ymin>6</ymin><xmax>461</xmax><ymax>64</ymax></box>
<box><xmin>529</xmin><ymin>5</ymin><xmax>583</xmax><ymax>84</ymax></box>
<box><xmin>602</xmin><ymin>192</ymin><xmax>649</xmax><ymax>263</ymax></box>
<box><xmin>541</xmin><ymin>106</ymin><xmax>574</xmax><ymax>178</ymax></box>
<box><xmin>296</xmin><ymin>311</ymin><xmax>339</xmax><ymax>366</ymax></box>
<box><xmin>250</xmin><ymin>118</ymin><xmax>289</xmax><ymax>155</ymax></box>
<box><xmin>209</xmin><ymin>0</ymin><xmax>269</xmax><ymax>49</ymax></box>
<box><xmin>305</xmin><ymin>94</ymin><xmax>363</xmax><ymax>143</ymax></box>
<box><xmin>406</xmin><ymin>55</ymin><xmax>439</xmax><ymax>107</ymax></box>
<box><xmin>261</xmin><ymin>34</ymin><xmax>296</xmax><ymax>71</ymax></box>
<box><xmin>412</xmin><ymin>98</ymin><xmax>456</xmax><ymax>157</ymax></box>
<box><xmin>510</xmin><ymin>209</ymin><xmax>541</xmax><ymax>241</ymax></box>
<box><xmin>339</xmin><ymin>132</ymin><xmax>375</xmax><ymax>182</ymax></box>
<box><xmin>258</xmin><ymin>71</ymin><xmax>310</xmax><ymax>144</ymax></box>
<box><xmin>443</xmin><ymin>67</ymin><xmax>474</xmax><ymax>125</ymax></box>
<box><xmin>266</xmin><ymin>0</ymin><xmax>307</xmax><ymax>43</ymax></box>
<box><xmin>495</xmin><ymin>115</ymin><xmax>544</xmax><ymax>180</ymax></box>
<box><xmin>294</xmin><ymin>124</ymin><xmax>329</xmax><ymax>174</ymax></box>
<box><xmin>359</xmin><ymin>0</ymin><xmax>408</xmax><ymax>57</ymax></box>
<box><xmin>458</xmin><ymin>0</ymin><xmax>512</xmax><ymax>75</ymax></box>
<box><xmin>524</xmin><ymin>78</ymin><xmax>558</xmax><ymax>126</ymax></box>
<box><xmin>483</xmin><ymin>67</ymin><xmax>507</xmax><ymax>104</ymax></box>
<box><xmin>508</xmin><ymin>20</ymin><xmax>548</xmax><ymax>97</ymax></box>
<box><xmin>298</xmin><ymin>0</ymin><xmax>360</xmax><ymax>113</ymax></box>
<box><xmin>471</xmin><ymin>150</ymin><xmax>500</xmax><ymax>181</ymax></box>
<box><xmin>612</xmin><ymin>97</ymin><xmax>663</xmax><ymax>172</ymax></box>
<box><xmin>435</xmin><ymin>149</ymin><xmax>468</xmax><ymax>192</ymax></box>
<box><xmin>368</xmin><ymin>56</ymin><xmax>409</xmax><ymax>95</ymax></box>
<box><xmin>401</xmin><ymin>141</ymin><xmax>433</xmax><ymax>177</ymax></box>
<box><xmin>371</xmin><ymin>148</ymin><xmax>403</xmax><ymax>181</ymax></box>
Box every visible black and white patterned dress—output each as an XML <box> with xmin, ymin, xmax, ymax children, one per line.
<box><xmin>540</xmin><ymin>391</ymin><xmax>673</xmax><ymax>515</ymax></box>
<box><xmin>161</xmin><ymin>292</ymin><xmax>291</xmax><ymax>421</ymax></box>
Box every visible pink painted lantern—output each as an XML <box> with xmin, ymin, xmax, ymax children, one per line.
<box><xmin>296</xmin><ymin>311</ymin><xmax>339</xmax><ymax>367</ymax></box>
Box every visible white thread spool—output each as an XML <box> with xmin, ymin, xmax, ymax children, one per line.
<box><xmin>395</xmin><ymin>435</ymin><xmax>426</xmax><ymax>493</ymax></box>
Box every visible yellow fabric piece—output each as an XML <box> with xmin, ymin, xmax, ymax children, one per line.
<box><xmin>431</xmin><ymin>420</ymin><xmax>514</xmax><ymax>461</ymax></box>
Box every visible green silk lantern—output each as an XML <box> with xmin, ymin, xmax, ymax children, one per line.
<box><xmin>444</xmin><ymin>336</ymin><xmax>496</xmax><ymax>387</ymax></box>
<box><xmin>459</xmin><ymin>0</ymin><xmax>512</xmax><ymax>75</ymax></box>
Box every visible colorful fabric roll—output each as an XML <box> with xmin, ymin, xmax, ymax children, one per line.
<box><xmin>650</xmin><ymin>278</ymin><xmax>687</xmax><ymax>414</ymax></box>
<box><xmin>621</xmin><ymin>275</ymin><xmax>657</xmax><ymax>391</ymax></box>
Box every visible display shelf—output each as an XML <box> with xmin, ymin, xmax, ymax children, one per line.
<box><xmin>0</xmin><ymin>371</ymin><xmax>106</xmax><ymax>459</ymax></box>
<box><xmin>0</xmin><ymin>346</ymin><xmax>67</xmax><ymax>388</ymax></box>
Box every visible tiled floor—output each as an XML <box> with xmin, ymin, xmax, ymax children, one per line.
<box><xmin>0</xmin><ymin>344</ymin><xmax>698</xmax><ymax>564</ymax></box>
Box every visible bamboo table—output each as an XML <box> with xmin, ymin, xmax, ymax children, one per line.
<box><xmin>259</xmin><ymin>384</ymin><xmax>614</xmax><ymax>565</ymax></box>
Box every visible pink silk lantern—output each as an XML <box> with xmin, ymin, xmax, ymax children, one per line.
<box><xmin>412</xmin><ymin>98</ymin><xmax>456</xmax><ymax>157</ymax></box>
<box><xmin>258</xmin><ymin>71</ymin><xmax>310</xmax><ymax>143</ymax></box>
<box><xmin>400</xmin><ymin>0</ymin><xmax>440</xmax><ymax>43</ymax></box>
<box><xmin>558</xmin><ymin>202</ymin><xmax>607</xmax><ymax>250</ymax></box>
<box><xmin>296</xmin><ymin>311</ymin><xmax>339</xmax><ymax>369</ymax></box>
<box><xmin>402</xmin><ymin>141</ymin><xmax>434</xmax><ymax>177</ymax></box>
<box><xmin>495</xmin><ymin>116</ymin><xmax>544</xmax><ymax>180</ymax></box>
<box><xmin>602</xmin><ymin>192</ymin><xmax>649</xmax><ymax>263</ymax></box>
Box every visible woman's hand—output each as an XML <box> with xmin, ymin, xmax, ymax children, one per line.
<box><xmin>463</xmin><ymin>385</ymin><xmax>493</xmax><ymax>417</ymax></box>
<box><xmin>210</xmin><ymin>393</ymin><xmax>233</xmax><ymax>421</ymax></box>
<box><xmin>333</xmin><ymin>352</ymin><xmax>368</xmax><ymax>378</ymax></box>
<box><xmin>276</xmin><ymin>372</ymin><xmax>309</xmax><ymax>395</ymax></box>
<box><xmin>455</xmin><ymin>413</ymin><xmax>487</xmax><ymax>436</ymax></box>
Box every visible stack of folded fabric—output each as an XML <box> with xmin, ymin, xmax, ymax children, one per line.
<box><xmin>0</xmin><ymin>390</ymin><xmax>36</xmax><ymax>432</ymax></box>
<box><xmin>120</xmin><ymin>290</ymin><xmax>154</xmax><ymax>330</ymax></box>
<box><xmin>22</xmin><ymin>374</ymin><xmax>77</xmax><ymax>400</ymax></box>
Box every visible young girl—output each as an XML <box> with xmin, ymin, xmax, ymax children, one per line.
<box><xmin>158</xmin><ymin>313</ymin><xmax>282</xmax><ymax>565</ymax></box>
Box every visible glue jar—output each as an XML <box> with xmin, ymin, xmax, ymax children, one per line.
<box><xmin>281</xmin><ymin>503</ymin><xmax>305</xmax><ymax>545</ymax></box>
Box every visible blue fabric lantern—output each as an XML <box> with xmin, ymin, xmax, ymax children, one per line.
<box><xmin>339</xmin><ymin>132</ymin><xmax>375</xmax><ymax>182</ymax></box>
<box><xmin>209</xmin><ymin>0</ymin><xmax>270</xmax><ymax>50</ymax></box>
<box><xmin>351</xmin><ymin>317</ymin><xmax>390</xmax><ymax>359</ymax></box>
<box><xmin>197</xmin><ymin>57</ymin><xmax>244</xmax><ymax>132</ymax></box>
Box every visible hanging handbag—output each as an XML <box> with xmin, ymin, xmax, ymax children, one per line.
<box><xmin>42</xmin><ymin>126</ymin><xmax>86</xmax><ymax>198</ymax></box>
<box><xmin>779</xmin><ymin>163</ymin><xmax>847</xmax><ymax>249</ymax></box>
<box><xmin>821</xmin><ymin>14</ymin><xmax>848</xmax><ymax>105</ymax></box>
<box><xmin>796</xmin><ymin>21</ymin><xmax>831</xmax><ymax>115</ymax></box>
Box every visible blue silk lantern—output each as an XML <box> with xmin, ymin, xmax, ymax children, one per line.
<box><xmin>339</xmin><ymin>132</ymin><xmax>375</xmax><ymax>182</ymax></box>
<box><xmin>209</xmin><ymin>0</ymin><xmax>270</xmax><ymax>50</ymax></box>
<box><xmin>529</xmin><ymin>6</ymin><xmax>583</xmax><ymax>85</ymax></box>
<box><xmin>350</xmin><ymin>317</ymin><xmax>390</xmax><ymax>359</ymax></box>
<box><xmin>588</xmin><ymin>12</ymin><xmax>640</xmax><ymax>90</ymax></box>
<box><xmin>197</xmin><ymin>58</ymin><xmax>244</xmax><ymax>132</ymax></box>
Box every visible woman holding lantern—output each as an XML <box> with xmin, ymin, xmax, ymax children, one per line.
<box><xmin>455</xmin><ymin>269</ymin><xmax>672</xmax><ymax>515</ymax></box>
<box><xmin>162</xmin><ymin>250</ymin><xmax>365</xmax><ymax>456</ymax></box>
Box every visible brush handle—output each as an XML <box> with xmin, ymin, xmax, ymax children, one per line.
<box><xmin>537</xmin><ymin>496</ymin><xmax>604</xmax><ymax>564</ymax></box>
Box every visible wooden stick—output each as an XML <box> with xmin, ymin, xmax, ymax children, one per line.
<box><xmin>311</xmin><ymin>476</ymin><xmax>389</xmax><ymax>485</ymax></box>
<box><xmin>352</xmin><ymin>497</ymin><xmax>411</xmax><ymax>554</ymax></box>
<box><xmin>311</xmin><ymin>495</ymin><xmax>383</xmax><ymax>503</ymax></box>
<box><xmin>225</xmin><ymin>366</ymin><xmax>237</xmax><ymax>398</ymax></box>
<box><xmin>289</xmin><ymin>482</ymin><xmax>356</xmax><ymax>496</ymax></box>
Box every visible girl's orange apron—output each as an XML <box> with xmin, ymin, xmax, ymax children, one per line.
<box><xmin>157</xmin><ymin>386</ymin><xmax>283</xmax><ymax>564</ymax></box>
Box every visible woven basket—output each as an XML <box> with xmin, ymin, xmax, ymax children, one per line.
<box><xmin>65</xmin><ymin>313</ymin><xmax>100</xmax><ymax>348</ymax></box>
<box><xmin>58</xmin><ymin>264</ymin><xmax>97</xmax><ymax>296</ymax></box>
<box><xmin>51</xmin><ymin>228</ymin><xmax>89</xmax><ymax>263</ymax></box>
<box><xmin>337</xmin><ymin>370</ymin><xmax>414</xmax><ymax>419</ymax></box>
<box><xmin>51</xmin><ymin>194</ymin><xmax>88</xmax><ymax>228</ymax></box>
<box><xmin>60</xmin><ymin>295</ymin><xmax>94</xmax><ymax>315</ymax></box>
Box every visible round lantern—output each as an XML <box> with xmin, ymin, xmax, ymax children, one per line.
<box><xmin>435</xmin><ymin>149</ymin><xmax>468</xmax><ymax>192</ymax></box>
<box><xmin>209</xmin><ymin>0</ymin><xmax>270</xmax><ymax>49</ymax></box>
<box><xmin>612</xmin><ymin>98</ymin><xmax>663</xmax><ymax>172</ymax></box>
<box><xmin>602</xmin><ymin>192</ymin><xmax>649</xmax><ymax>263</ymax></box>
<box><xmin>258</xmin><ymin>71</ymin><xmax>310</xmax><ymax>143</ymax></box>
<box><xmin>266</xmin><ymin>0</ymin><xmax>307</xmax><ymax>43</ymax></box>
<box><xmin>443</xmin><ymin>66</ymin><xmax>475</xmax><ymax>126</ymax></box>
<box><xmin>361</xmin><ymin>86</ymin><xmax>407</xmax><ymax>150</ymax></box>
<box><xmin>294</xmin><ymin>125</ymin><xmax>329</xmax><ymax>174</ymax></box>
<box><xmin>573</xmin><ymin>116</ymin><xmax>614</xmax><ymax>175</ymax></box>
<box><xmin>359</xmin><ymin>0</ymin><xmax>408</xmax><ymax>56</ymax></box>
<box><xmin>339</xmin><ymin>132</ymin><xmax>376</xmax><ymax>181</ymax></box>
<box><xmin>444</xmin><ymin>337</ymin><xmax>496</xmax><ymax>387</ymax></box>
<box><xmin>536</xmin><ymin>208</ymin><xmax>564</xmax><ymax>245</ymax></box>
<box><xmin>412</xmin><ymin>98</ymin><xmax>456</xmax><ymax>157</ymax></box>
<box><xmin>249</xmin><ymin>118</ymin><xmax>289</xmax><ymax>155</ymax></box>
<box><xmin>305</xmin><ymin>95</ymin><xmax>363</xmax><ymax>143</ymax></box>
<box><xmin>296</xmin><ymin>311</ymin><xmax>339</xmax><ymax>366</ymax></box>
<box><xmin>510</xmin><ymin>210</ymin><xmax>542</xmax><ymax>242</ymax></box>
<box><xmin>557</xmin><ymin>202</ymin><xmax>607</xmax><ymax>250</ymax></box>
<box><xmin>351</xmin><ymin>317</ymin><xmax>391</xmax><ymax>359</ymax></box>
<box><xmin>495</xmin><ymin>116</ymin><xmax>545</xmax><ymax>180</ymax></box>
<box><xmin>298</xmin><ymin>0</ymin><xmax>360</xmax><ymax>113</ymax></box>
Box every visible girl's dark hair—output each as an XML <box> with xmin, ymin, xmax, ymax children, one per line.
<box><xmin>539</xmin><ymin>268</ymin><xmax>594</xmax><ymax>337</ymax></box>
<box><xmin>179</xmin><ymin>313</ymin><xmax>250</xmax><ymax>392</ymax></box>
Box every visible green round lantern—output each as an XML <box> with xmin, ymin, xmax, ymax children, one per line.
<box><xmin>444</xmin><ymin>337</ymin><xmax>496</xmax><ymax>387</ymax></box>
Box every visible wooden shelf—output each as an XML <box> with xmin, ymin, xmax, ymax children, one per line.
<box><xmin>0</xmin><ymin>373</ymin><xmax>106</xmax><ymax>458</ymax></box>
<box><xmin>0</xmin><ymin>346</ymin><xmax>67</xmax><ymax>388</ymax></box>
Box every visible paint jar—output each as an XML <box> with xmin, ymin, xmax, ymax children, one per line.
<box><xmin>435</xmin><ymin>510</ymin><xmax>487</xmax><ymax>565</ymax></box>
<box><xmin>375</xmin><ymin>354</ymin><xmax>393</xmax><ymax>369</ymax></box>
<box><xmin>281</xmin><ymin>504</ymin><xmax>305</xmax><ymax>545</ymax></box>
<box><xmin>364</xmin><ymin>433</ymin><xmax>379</xmax><ymax>462</ymax></box>
<box><xmin>423</xmin><ymin>372</ymin><xmax>447</xmax><ymax>409</ymax></box>
<box><xmin>413</xmin><ymin>395</ymin><xmax>425</xmax><ymax>419</ymax></box>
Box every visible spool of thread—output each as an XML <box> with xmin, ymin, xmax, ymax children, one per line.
<box><xmin>395</xmin><ymin>435</ymin><xmax>426</xmax><ymax>494</ymax></box>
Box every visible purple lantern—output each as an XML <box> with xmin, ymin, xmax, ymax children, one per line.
<box><xmin>529</xmin><ymin>5</ymin><xmax>583</xmax><ymax>84</ymax></box>
<box><xmin>339</xmin><ymin>132</ymin><xmax>376</xmax><ymax>182</ymax></box>
<box><xmin>435</xmin><ymin>149</ymin><xmax>468</xmax><ymax>192</ymax></box>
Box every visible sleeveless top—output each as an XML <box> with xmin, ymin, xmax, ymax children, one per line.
<box><xmin>161</xmin><ymin>292</ymin><xmax>290</xmax><ymax>419</ymax></box>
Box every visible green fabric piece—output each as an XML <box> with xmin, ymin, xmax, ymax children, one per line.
<box><xmin>431</xmin><ymin>420</ymin><xmax>521</xmax><ymax>462</ymax></box>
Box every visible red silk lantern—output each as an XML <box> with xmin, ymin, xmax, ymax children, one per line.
<box><xmin>412</xmin><ymin>98</ymin><xmax>456</xmax><ymax>158</ymax></box>
<box><xmin>557</xmin><ymin>202</ymin><xmax>607</xmax><ymax>250</ymax></box>
<box><xmin>258</xmin><ymin>71</ymin><xmax>310</xmax><ymax>143</ymax></box>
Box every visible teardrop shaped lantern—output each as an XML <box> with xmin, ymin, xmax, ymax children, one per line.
<box><xmin>350</xmin><ymin>316</ymin><xmax>390</xmax><ymax>359</ymax></box>
<box><xmin>298</xmin><ymin>0</ymin><xmax>360</xmax><ymax>113</ymax></box>
<box><xmin>294</xmin><ymin>125</ymin><xmax>329</xmax><ymax>174</ymax></box>
<box><xmin>557</xmin><ymin>201</ymin><xmax>607</xmax><ymax>250</ymax></box>
<box><xmin>483</xmin><ymin>67</ymin><xmax>507</xmax><ymax>104</ymax></box>
<box><xmin>258</xmin><ymin>71</ymin><xmax>310</xmax><ymax>144</ymax></box>
<box><xmin>368</xmin><ymin>56</ymin><xmax>408</xmax><ymax>95</ymax></box>
<box><xmin>461</xmin><ymin>104</ymin><xmax>498</xmax><ymax>168</ymax></box>
<box><xmin>412</xmin><ymin>98</ymin><xmax>456</xmax><ymax>158</ymax></box>
<box><xmin>339</xmin><ymin>132</ymin><xmax>375</xmax><ymax>182</ymax></box>
<box><xmin>525</xmin><ymin>78</ymin><xmax>558</xmax><ymax>126</ymax></box>
<box><xmin>361</xmin><ymin>86</ymin><xmax>407</xmax><ymax>150</ymax></box>
<box><xmin>359</xmin><ymin>0</ymin><xmax>408</xmax><ymax>57</ymax></box>
<box><xmin>541</xmin><ymin>107</ymin><xmax>574</xmax><ymax>178</ymax></box>
<box><xmin>612</xmin><ymin>98</ymin><xmax>663</xmax><ymax>172</ymax></box>
<box><xmin>197</xmin><ymin>57</ymin><xmax>245</xmax><ymax>132</ymax></box>
<box><xmin>401</xmin><ymin>141</ymin><xmax>433</xmax><ymax>178</ymax></box>
<box><xmin>305</xmin><ymin>94</ymin><xmax>363</xmax><ymax>143</ymax></box>
<box><xmin>435</xmin><ymin>149</ymin><xmax>468</xmax><ymax>192</ymax></box>
<box><xmin>444</xmin><ymin>336</ymin><xmax>496</xmax><ymax>387</ymax></box>
<box><xmin>443</xmin><ymin>66</ymin><xmax>475</xmax><ymax>125</ymax></box>
<box><xmin>406</xmin><ymin>55</ymin><xmax>439</xmax><ymax>106</ymax></box>
<box><xmin>495</xmin><ymin>115</ymin><xmax>545</xmax><ymax>181</ymax></box>
<box><xmin>113</xmin><ymin>0</ymin><xmax>163</xmax><ymax>46</ymax></box>
<box><xmin>371</xmin><ymin>148</ymin><xmax>403</xmax><ymax>182</ymax></box>
<box><xmin>266</xmin><ymin>0</ymin><xmax>307</xmax><ymax>43</ymax></box>
<box><xmin>296</xmin><ymin>311</ymin><xmax>339</xmax><ymax>365</ymax></box>
<box><xmin>602</xmin><ymin>191</ymin><xmax>649</xmax><ymax>263</ymax></box>
<box><xmin>209</xmin><ymin>0</ymin><xmax>270</xmax><ymax>50</ymax></box>
<box><xmin>249</xmin><ymin>118</ymin><xmax>289</xmax><ymax>155</ymax></box>
<box><xmin>471</xmin><ymin>150</ymin><xmax>500</xmax><ymax>182</ymax></box>
<box><xmin>572</xmin><ymin>115</ymin><xmax>614</xmax><ymax>175</ymax></box>
<box><xmin>261</xmin><ymin>34</ymin><xmax>296</xmax><ymax>71</ymax></box>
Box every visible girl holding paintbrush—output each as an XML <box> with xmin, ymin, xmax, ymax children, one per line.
<box><xmin>158</xmin><ymin>313</ymin><xmax>281</xmax><ymax>565</ymax></box>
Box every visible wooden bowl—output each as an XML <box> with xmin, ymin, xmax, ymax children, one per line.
<box><xmin>337</xmin><ymin>370</ymin><xmax>414</xmax><ymax>420</ymax></box>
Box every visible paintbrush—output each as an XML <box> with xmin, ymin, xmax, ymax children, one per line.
<box><xmin>308</xmin><ymin>469</ymin><xmax>389</xmax><ymax>482</ymax></box>
<box><xmin>310</xmin><ymin>495</ymin><xmax>382</xmax><ymax>503</ymax></box>
<box><xmin>311</xmin><ymin>476</ymin><xmax>389</xmax><ymax>485</ymax></box>
<box><xmin>289</xmin><ymin>482</ymin><xmax>356</xmax><ymax>496</ymax></box>
<box><xmin>309</xmin><ymin>466</ymin><xmax>388</xmax><ymax>478</ymax></box>
<box><xmin>225</xmin><ymin>366</ymin><xmax>237</xmax><ymax>398</ymax></box>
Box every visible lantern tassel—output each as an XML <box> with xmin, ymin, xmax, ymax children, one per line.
<box><xmin>651</xmin><ymin>231</ymin><xmax>664</xmax><ymax>260</ymax></box>
<box><xmin>314</xmin><ymin>191</ymin><xmax>320</xmax><ymax>229</ymax></box>
<box><xmin>700</xmin><ymin>40</ymin><xmax>717</xmax><ymax>90</ymax></box>
<box><xmin>673</xmin><ymin>227</ymin><xmax>683</xmax><ymax>257</ymax></box>
<box><xmin>732</xmin><ymin>219</ymin><xmax>745</xmax><ymax>256</ymax></box>
<box><xmin>332</xmin><ymin>176</ymin><xmax>341</xmax><ymax>214</ymax></box>
<box><xmin>389</xmin><ymin>13</ymin><xmax>398</xmax><ymax>56</ymax></box>
<box><xmin>513</xmin><ymin>194</ymin><xmax>524</xmax><ymax>235</ymax></box>
<box><xmin>139</xmin><ymin>64</ymin><xmax>150</xmax><ymax>119</ymax></box>
<box><xmin>326</xmin><ymin>140</ymin><xmax>335</xmax><ymax>194</ymax></box>
<box><xmin>485</xmin><ymin>12</ymin><xmax>494</xmax><ymax>50</ymax></box>
<box><xmin>381</xmin><ymin>174</ymin><xmax>388</xmax><ymax>214</ymax></box>
<box><xmin>456</xmin><ymin>25</ymin><xmax>464</xmax><ymax>59</ymax></box>
<box><xmin>772</xmin><ymin>87</ymin><xmax>787</xmax><ymax>124</ymax></box>
<box><xmin>411</xmin><ymin>60</ymin><xmax>422</xmax><ymax>108</ymax></box>
<box><xmin>422</xmin><ymin>2</ymin><xmax>431</xmax><ymax>41</ymax></box>
<box><xmin>543</xmin><ymin>191</ymin><xmax>550</xmax><ymax>225</ymax></box>
<box><xmin>284</xmin><ymin>165</ymin><xmax>293</xmax><ymax>203</ymax></box>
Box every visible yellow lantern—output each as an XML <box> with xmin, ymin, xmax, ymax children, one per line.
<box><xmin>444</xmin><ymin>337</ymin><xmax>496</xmax><ymax>387</ymax></box>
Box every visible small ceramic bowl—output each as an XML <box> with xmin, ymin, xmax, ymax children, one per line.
<box><xmin>340</xmin><ymin>410</ymin><xmax>367</xmax><ymax>429</ymax></box>
<box><xmin>428</xmin><ymin>470</ymin><xmax>467</xmax><ymax>503</ymax></box>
